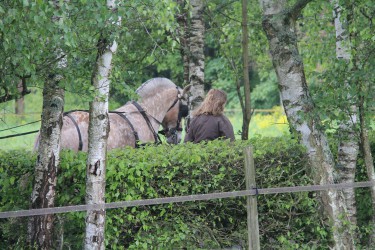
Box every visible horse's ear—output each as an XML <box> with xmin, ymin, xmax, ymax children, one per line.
<box><xmin>181</xmin><ymin>84</ymin><xmax>192</xmax><ymax>99</ymax></box>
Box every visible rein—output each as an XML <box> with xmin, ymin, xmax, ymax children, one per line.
<box><xmin>131</xmin><ymin>101</ymin><xmax>162</xmax><ymax>145</ymax></box>
<box><xmin>159</xmin><ymin>98</ymin><xmax>189</xmax><ymax>140</ymax></box>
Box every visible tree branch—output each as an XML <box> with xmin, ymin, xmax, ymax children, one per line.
<box><xmin>0</xmin><ymin>77</ymin><xmax>31</xmax><ymax>104</ymax></box>
<box><xmin>289</xmin><ymin>0</ymin><xmax>314</xmax><ymax>19</ymax></box>
<box><xmin>21</xmin><ymin>77</ymin><xmax>31</xmax><ymax>96</ymax></box>
<box><xmin>0</xmin><ymin>91</ymin><xmax>32</xmax><ymax>103</ymax></box>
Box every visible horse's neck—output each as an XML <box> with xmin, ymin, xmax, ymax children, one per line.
<box><xmin>115</xmin><ymin>99</ymin><xmax>167</xmax><ymax>130</ymax></box>
<box><xmin>115</xmin><ymin>102</ymin><xmax>132</xmax><ymax>113</ymax></box>
<box><xmin>139</xmin><ymin>99</ymin><xmax>167</xmax><ymax>124</ymax></box>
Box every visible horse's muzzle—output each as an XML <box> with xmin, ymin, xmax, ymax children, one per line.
<box><xmin>160</xmin><ymin>128</ymin><xmax>182</xmax><ymax>144</ymax></box>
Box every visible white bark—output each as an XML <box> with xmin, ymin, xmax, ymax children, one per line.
<box><xmin>188</xmin><ymin>0</ymin><xmax>205</xmax><ymax>115</ymax></box>
<box><xmin>29</xmin><ymin>82</ymin><xmax>64</xmax><ymax>249</ymax></box>
<box><xmin>29</xmin><ymin>1</ymin><xmax>66</xmax><ymax>247</ymax></box>
<box><xmin>331</xmin><ymin>0</ymin><xmax>359</xmax><ymax>228</ymax></box>
<box><xmin>84</xmin><ymin>1</ymin><xmax>118</xmax><ymax>249</ymax></box>
<box><xmin>260</xmin><ymin>0</ymin><xmax>356</xmax><ymax>248</ymax></box>
<box><xmin>176</xmin><ymin>0</ymin><xmax>190</xmax><ymax>85</ymax></box>
<box><xmin>332</xmin><ymin>2</ymin><xmax>350</xmax><ymax>60</ymax></box>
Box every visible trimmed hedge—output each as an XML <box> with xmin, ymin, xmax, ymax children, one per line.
<box><xmin>1</xmin><ymin>137</ymin><xmax>337</xmax><ymax>249</ymax></box>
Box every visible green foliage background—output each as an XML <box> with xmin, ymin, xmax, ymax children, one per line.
<box><xmin>0</xmin><ymin>87</ymin><xmax>290</xmax><ymax>150</ymax></box>
<box><xmin>0</xmin><ymin>1</ymin><xmax>374</xmax><ymax>248</ymax></box>
<box><xmin>1</xmin><ymin>138</ymin><xmax>373</xmax><ymax>249</ymax></box>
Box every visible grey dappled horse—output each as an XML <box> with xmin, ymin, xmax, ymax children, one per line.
<box><xmin>35</xmin><ymin>78</ymin><xmax>191</xmax><ymax>151</ymax></box>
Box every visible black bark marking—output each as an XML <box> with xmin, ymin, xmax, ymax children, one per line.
<box><xmin>47</xmin><ymin>126</ymin><xmax>53</xmax><ymax>136</ymax></box>
<box><xmin>89</xmin><ymin>160</ymin><xmax>101</xmax><ymax>176</ymax></box>
<box><xmin>34</xmin><ymin>152</ymin><xmax>56</xmax><ymax>209</ymax></box>
<box><xmin>30</xmin><ymin>152</ymin><xmax>57</xmax><ymax>248</ymax></box>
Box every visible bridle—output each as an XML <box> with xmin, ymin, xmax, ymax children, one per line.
<box><xmin>158</xmin><ymin>87</ymin><xmax>189</xmax><ymax>143</ymax></box>
<box><xmin>122</xmin><ymin>87</ymin><xmax>188</xmax><ymax>145</ymax></box>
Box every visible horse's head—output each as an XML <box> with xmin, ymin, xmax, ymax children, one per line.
<box><xmin>160</xmin><ymin>84</ymin><xmax>191</xmax><ymax>144</ymax></box>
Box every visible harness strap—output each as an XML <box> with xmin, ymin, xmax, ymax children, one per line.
<box><xmin>114</xmin><ymin>112</ymin><xmax>140</xmax><ymax>148</ymax></box>
<box><xmin>62</xmin><ymin>97</ymin><xmax>175</xmax><ymax>149</ymax></box>
<box><xmin>131</xmin><ymin>101</ymin><xmax>162</xmax><ymax>144</ymax></box>
<box><xmin>167</xmin><ymin>97</ymin><xmax>179</xmax><ymax>112</ymax></box>
<box><xmin>65</xmin><ymin>113</ymin><xmax>83</xmax><ymax>151</ymax></box>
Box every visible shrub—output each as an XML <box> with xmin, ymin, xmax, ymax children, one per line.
<box><xmin>1</xmin><ymin>137</ymin><xmax>333</xmax><ymax>249</ymax></box>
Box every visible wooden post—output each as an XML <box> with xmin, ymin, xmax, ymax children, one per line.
<box><xmin>244</xmin><ymin>146</ymin><xmax>260</xmax><ymax>250</ymax></box>
<box><xmin>15</xmin><ymin>80</ymin><xmax>25</xmax><ymax>116</ymax></box>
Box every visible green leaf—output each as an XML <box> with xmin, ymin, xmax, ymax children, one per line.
<box><xmin>9</xmin><ymin>176</ymin><xmax>15</xmax><ymax>185</ymax></box>
<box><xmin>23</xmin><ymin>0</ymin><xmax>29</xmax><ymax>7</ymax></box>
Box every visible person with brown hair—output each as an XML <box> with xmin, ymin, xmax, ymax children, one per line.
<box><xmin>184</xmin><ymin>89</ymin><xmax>235</xmax><ymax>143</ymax></box>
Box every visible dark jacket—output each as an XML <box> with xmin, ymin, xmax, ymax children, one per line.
<box><xmin>184</xmin><ymin>114</ymin><xmax>235</xmax><ymax>143</ymax></box>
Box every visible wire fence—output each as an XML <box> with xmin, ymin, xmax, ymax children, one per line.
<box><xmin>0</xmin><ymin>178</ymin><xmax>373</xmax><ymax>219</ymax></box>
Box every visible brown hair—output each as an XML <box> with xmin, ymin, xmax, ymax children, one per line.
<box><xmin>192</xmin><ymin>89</ymin><xmax>227</xmax><ymax>116</ymax></box>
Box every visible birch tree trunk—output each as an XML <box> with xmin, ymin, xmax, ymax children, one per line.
<box><xmin>176</xmin><ymin>0</ymin><xmax>190</xmax><ymax>85</ymax></box>
<box><xmin>84</xmin><ymin>1</ymin><xmax>118</xmax><ymax>249</ymax></box>
<box><xmin>28</xmin><ymin>79</ymin><xmax>64</xmax><ymax>249</ymax></box>
<box><xmin>188</xmin><ymin>0</ymin><xmax>205</xmax><ymax>115</ymax></box>
<box><xmin>28</xmin><ymin>1</ymin><xmax>66</xmax><ymax>248</ymax></box>
<box><xmin>332</xmin><ymin>0</ymin><xmax>359</xmax><ymax>228</ymax></box>
<box><xmin>259</xmin><ymin>0</ymin><xmax>355</xmax><ymax>248</ymax></box>
<box><xmin>241</xmin><ymin>0</ymin><xmax>251</xmax><ymax>140</ymax></box>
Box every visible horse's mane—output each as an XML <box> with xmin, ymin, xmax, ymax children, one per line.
<box><xmin>136</xmin><ymin>78</ymin><xmax>176</xmax><ymax>99</ymax></box>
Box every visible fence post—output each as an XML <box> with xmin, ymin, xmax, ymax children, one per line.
<box><xmin>244</xmin><ymin>146</ymin><xmax>260</xmax><ymax>250</ymax></box>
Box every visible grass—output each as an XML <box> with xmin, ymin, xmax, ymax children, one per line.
<box><xmin>0</xmin><ymin>113</ymin><xmax>41</xmax><ymax>151</ymax></box>
<box><xmin>0</xmin><ymin>88</ymin><xmax>90</xmax><ymax>151</ymax></box>
<box><xmin>0</xmin><ymin>89</ymin><xmax>290</xmax><ymax>151</ymax></box>
<box><xmin>0</xmin><ymin>89</ymin><xmax>41</xmax><ymax>151</ymax></box>
<box><xmin>226</xmin><ymin>106</ymin><xmax>290</xmax><ymax>139</ymax></box>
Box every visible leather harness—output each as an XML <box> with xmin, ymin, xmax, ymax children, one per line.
<box><xmin>111</xmin><ymin>111</ymin><xmax>140</xmax><ymax>148</ymax></box>
<box><xmin>65</xmin><ymin>112</ymin><xmax>84</xmax><ymax>151</ymax></box>
<box><xmin>64</xmin><ymin>96</ymin><xmax>184</xmax><ymax>150</ymax></box>
<box><xmin>131</xmin><ymin>101</ymin><xmax>161</xmax><ymax>144</ymax></box>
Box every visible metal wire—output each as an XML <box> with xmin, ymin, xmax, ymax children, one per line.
<box><xmin>0</xmin><ymin>181</ymin><xmax>373</xmax><ymax>219</ymax></box>
<box><xmin>0</xmin><ymin>120</ymin><xmax>41</xmax><ymax>132</ymax></box>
